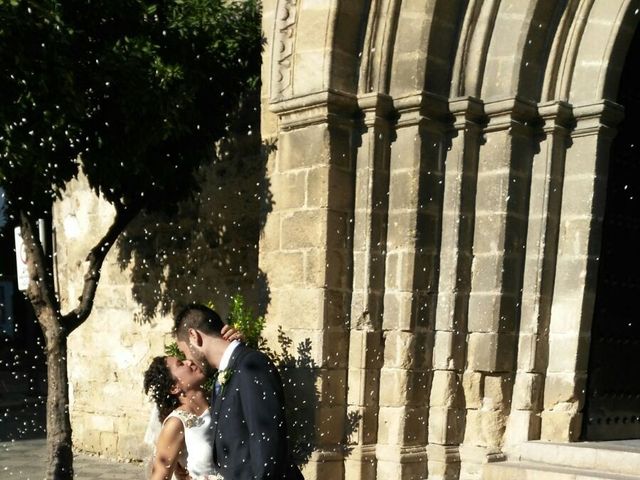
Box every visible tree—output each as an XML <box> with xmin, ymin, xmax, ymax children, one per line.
<box><xmin>0</xmin><ymin>1</ymin><xmax>262</xmax><ymax>478</ymax></box>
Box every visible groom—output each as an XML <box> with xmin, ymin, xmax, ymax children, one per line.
<box><xmin>174</xmin><ymin>304</ymin><xmax>304</xmax><ymax>480</ymax></box>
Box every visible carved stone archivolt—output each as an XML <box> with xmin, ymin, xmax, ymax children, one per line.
<box><xmin>270</xmin><ymin>0</ymin><xmax>299</xmax><ymax>102</ymax></box>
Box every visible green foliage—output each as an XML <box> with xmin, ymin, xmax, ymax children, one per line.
<box><xmin>170</xmin><ymin>295</ymin><xmax>266</xmax><ymax>351</ymax></box>
<box><xmin>0</xmin><ymin>0</ymin><xmax>86</xmax><ymax>217</ymax></box>
<box><xmin>164</xmin><ymin>342</ymin><xmax>186</xmax><ymax>361</ymax></box>
<box><xmin>0</xmin><ymin>0</ymin><xmax>263</xmax><ymax>220</ymax></box>
<box><xmin>226</xmin><ymin>293</ymin><xmax>265</xmax><ymax>349</ymax></box>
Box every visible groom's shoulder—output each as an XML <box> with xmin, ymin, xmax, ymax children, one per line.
<box><xmin>235</xmin><ymin>345</ymin><xmax>277</xmax><ymax>371</ymax></box>
<box><xmin>236</xmin><ymin>344</ymin><xmax>272</xmax><ymax>363</ymax></box>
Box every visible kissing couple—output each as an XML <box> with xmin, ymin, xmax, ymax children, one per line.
<box><xmin>143</xmin><ymin>304</ymin><xmax>304</xmax><ymax>480</ymax></box>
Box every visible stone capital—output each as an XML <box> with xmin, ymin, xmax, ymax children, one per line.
<box><xmin>483</xmin><ymin>96</ymin><xmax>538</xmax><ymax>134</ymax></box>
<box><xmin>270</xmin><ymin>89</ymin><xmax>358</xmax><ymax>131</ymax></box>
<box><xmin>449</xmin><ymin>96</ymin><xmax>487</xmax><ymax>129</ymax></box>
<box><xmin>538</xmin><ymin>101</ymin><xmax>574</xmax><ymax>132</ymax></box>
<box><xmin>393</xmin><ymin>90</ymin><xmax>452</xmax><ymax>131</ymax></box>
<box><xmin>357</xmin><ymin>93</ymin><xmax>395</xmax><ymax>129</ymax></box>
<box><xmin>572</xmin><ymin>99</ymin><xmax>624</xmax><ymax>138</ymax></box>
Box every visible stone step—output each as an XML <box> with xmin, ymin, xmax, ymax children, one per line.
<box><xmin>516</xmin><ymin>441</ymin><xmax>640</xmax><ymax>477</ymax></box>
<box><xmin>484</xmin><ymin>460</ymin><xmax>640</xmax><ymax>480</ymax></box>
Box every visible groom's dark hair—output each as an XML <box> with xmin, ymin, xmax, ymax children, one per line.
<box><xmin>174</xmin><ymin>303</ymin><xmax>225</xmax><ymax>341</ymax></box>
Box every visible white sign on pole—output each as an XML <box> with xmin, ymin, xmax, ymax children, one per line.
<box><xmin>14</xmin><ymin>226</ymin><xmax>30</xmax><ymax>291</ymax></box>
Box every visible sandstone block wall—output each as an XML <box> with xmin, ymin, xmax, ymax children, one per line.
<box><xmin>54</xmin><ymin>139</ymin><xmax>264</xmax><ymax>459</ymax></box>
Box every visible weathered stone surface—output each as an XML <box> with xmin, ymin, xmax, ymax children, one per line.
<box><xmin>511</xmin><ymin>372</ymin><xmax>544</xmax><ymax>410</ymax></box>
<box><xmin>378</xmin><ymin>368</ymin><xmax>429</xmax><ymax>407</ymax></box>
<box><xmin>504</xmin><ymin>409</ymin><xmax>541</xmax><ymax>445</ymax></box>
<box><xmin>542</xmin><ymin>373</ymin><xmax>587</xmax><ymax>410</ymax></box>
<box><xmin>482</xmin><ymin>374</ymin><xmax>513</xmax><ymax>410</ymax></box>
<box><xmin>315</xmin><ymin>368</ymin><xmax>347</xmax><ymax>406</ymax></box>
<box><xmin>277</xmin><ymin>126</ymin><xmax>330</xmax><ymax>171</ymax></box>
<box><xmin>259</xmin><ymin>250</ymin><xmax>305</xmax><ymax>288</ymax></box>
<box><xmin>383</xmin><ymin>330</ymin><xmax>426</xmax><ymax>370</ymax></box>
<box><xmin>463</xmin><ymin>371</ymin><xmax>484</xmax><ymax>410</ymax></box>
<box><xmin>428</xmin><ymin>406</ymin><xmax>466</xmax><ymax>445</ymax></box>
<box><xmin>466</xmin><ymin>332</ymin><xmax>516</xmax><ymax>372</ymax></box>
<box><xmin>269</xmin><ymin>287</ymin><xmax>326</xmax><ymax>329</ymax></box>
<box><xmin>432</xmin><ymin>330</ymin><xmax>467</xmax><ymax>370</ymax></box>
<box><xmin>430</xmin><ymin>370</ymin><xmax>462</xmax><ymax>408</ymax></box>
<box><xmin>468</xmin><ymin>409</ymin><xmax>507</xmax><ymax>448</ymax></box>
<box><xmin>541</xmin><ymin>410</ymin><xmax>583</xmax><ymax>442</ymax></box>
<box><xmin>346</xmin><ymin>405</ymin><xmax>379</xmax><ymax>444</ymax></box>
<box><xmin>344</xmin><ymin>451</ymin><xmax>377</xmax><ymax>480</ymax></box>
<box><xmin>280</xmin><ymin>210</ymin><xmax>328</xmax><ymax>249</ymax></box>
<box><xmin>270</xmin><ymin>170</ymin><xmax>306</xmax><ymax>210</ymax></box>
<box><xmin>381</xmin><ymin>290</ymin><xmax>415</xmax><ymax>331</ymax></box>
<box><xmin>546</xmin><ymin>333</ymin><xmax>591</xmax><ymax>373</ymax></box>
<box><xmin>301</xmin><ymin>450</ymin><xmax>345</xmax><ymax>480</ymax></box>
<box><xmin>315</xmin><ymin>405</ymin><xmax>347</xmax><ymax>444</ymax></box>
<box><xmin>348</xmin><ymin>330</ymin><xmax>383</xmax><ymax>368</ymax></box>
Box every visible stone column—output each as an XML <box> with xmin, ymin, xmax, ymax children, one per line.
<box><xmin>460</xmin><ymin>97</ymin><xmax>537</xmax><ymax>478</ymax></box>
<box><xmin>345</xmin><ymin>93</ymin><xmax>393</xmax><ymax>480</ymax></box>
<box><xmin>265</xmin><ymin>91</ymin><xmax>358</xmax><ymax>479</ymax></box>
<box><xmin>428</xmin><ymin>97</ymin><xmax>484</xmax><ymax>480</ymax></box>
<box><xmin>542</xmin><ymin>100</ymin><xmax>624</xmax><ymax>442</ymax></box>
<box><xmin>504</xmin><ymin>101</ymin><xmax>572</xmax><ymax>446</ymax></box>
<box><xmin>375</xmin><ymin>92</ymin><xmax>449</xmax><ymax>480</ymax></box>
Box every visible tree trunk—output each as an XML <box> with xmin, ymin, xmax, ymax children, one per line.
<box><xmin>45</xmin><ymin>329</ymin><xmax>73</xmax><ymax>480</ymax></box>
<box><xmin>18</xmin><ymin>212</ymin><xmax>73</xmax><ymax>479</ymax></box>
<box><xmin>18</xmin><ymin>206</ymin><xmax>136</xmax><ymax>478</ymax></box>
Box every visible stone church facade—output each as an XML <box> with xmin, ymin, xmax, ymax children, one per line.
<box><xmin>56</xmin><ymin>1</ymin><xmax>640</xmax><ymax>479</ymax></box>
<box><xmin>257</xmin><ymin>0</ymin><xmax>640</xmax><ymax>479</ymax></box>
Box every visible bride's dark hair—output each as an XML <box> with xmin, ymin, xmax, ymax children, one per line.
<box><xmin>143</xmin><ymin>356</ymin><xmax>181</xmax><ymax>421</ymax></box>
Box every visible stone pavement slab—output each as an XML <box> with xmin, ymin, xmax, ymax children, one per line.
<box><xmin>0</xmin><ymin>439</ymin><xmax>145</xmax><ymax>479</ymax></box>
<box><xmin>1</xmin><ymin>396</ymin><xmax>146</xmax><ymax>478</ymax></box>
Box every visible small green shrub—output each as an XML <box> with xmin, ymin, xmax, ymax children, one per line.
<box><xmin>225</xmin><ymin>294</ymin><xmax>265</xmax><ymax>349</ymax></box>
<box><xmin>164</xmin><ymin>343</ymin><xmax>186</xmax><ymax>360</ymax></box>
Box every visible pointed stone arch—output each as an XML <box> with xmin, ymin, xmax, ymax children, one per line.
<box><xmin>480</xmin><ymin>0</ymin><xmax>564</xmax><ymax>100</ymax></box>
<box><xmin>542</xmin><ymin>0</ymin><xmax>640</xmax><ymax>442</ymax></box>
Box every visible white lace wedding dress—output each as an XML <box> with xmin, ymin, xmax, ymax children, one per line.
<box><xmin>146</xmin><ymin>406</ymin><xmax>223</xmax><ymax>480</ymax></box>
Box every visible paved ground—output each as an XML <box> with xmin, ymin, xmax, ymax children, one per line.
<box><xmin>0</xmin><ymin>439</ymin><xmax>145</xmax><ymax>479</ymax></box>
<box><xmin>0</xmin><ymin>397</ymin><xmax>145</xmax><ymax>479</ymax></box>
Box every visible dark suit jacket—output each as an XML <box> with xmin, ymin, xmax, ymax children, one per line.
<box><xmin>211</xmin><ymin>344</ymin><xmax>303</xmax><ymax>480</ymax></box>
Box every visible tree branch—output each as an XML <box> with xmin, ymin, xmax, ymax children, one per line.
<box><xmin>62</xmin><ymin>205</ymin><xmax>138</xmax><ymax>333</ymax></box>
<box><xmin>19</xmin><ymin>211</ymin><xmax>60</xmax><ymax>328</ymax></box>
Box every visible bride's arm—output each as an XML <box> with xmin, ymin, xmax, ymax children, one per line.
<box><xmin>174</xmin><ymin>461</ymin><xmax>190</xmax><ymax>480</ymax></box>
<box><xmin>149</xmin><ymin>417</ymin><xmax>186</xmax><ymax>480</ymax></box>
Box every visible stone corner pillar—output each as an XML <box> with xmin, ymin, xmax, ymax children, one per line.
<box><xmin>261</xmin><ymin>89</ymin><xmax>359</xmax><ymax>479</ymax></box>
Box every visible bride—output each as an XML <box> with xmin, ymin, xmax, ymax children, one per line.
<box><xmin>144</xmin><ymin>354</ymin><xmax>222</xmax><ymax>480</ymax></box>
